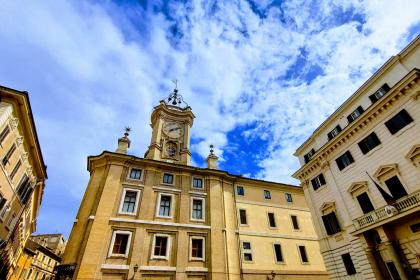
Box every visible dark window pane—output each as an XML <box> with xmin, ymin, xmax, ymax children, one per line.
<box><xmin>268</xmin><ymin>213</ymin><xmax>276</xmax><ymax>227</ymax></box>
<box><xmin>299</xmin><ymin>246</ymin><xmax>308</xmax><ymax>263</ymax></box>
<box><xmin>356</xmin><ymin>193</ymin><xmax>375</xmax><ymax>214</ymax></box>
<box><xmin>311</xmin><ymin>174</ymin><xmax>326</xmax><ymax>191</ymax></box>
<box><xmin>274</xmin><ymin>244</ymin><xmax>283</xmax><ymax>262</ymax></box>
<box><xmin>163</xmin><ymin>173</ymin><xmax>174</xmax><ymax>184</ymax></box>
<box><xmin>122</xmin><ymin>191</ymin><xmax>137</xmax><ymax>213</ymax></box>
<box><xmin>239</xmin><ymin>209</ymin><xmax>247</xmax><ymax>225</ymax></box>
<box><xmin>154</xmin><ymin>236</ymin><xmax>168</xmax><ymax>256</ymax></box>
<box><xmin>2</xmin><ymin>143</ymin><xmax>16</xmax><ymax>165</ymax></box>
<box><xmin>386</xmin><ymin>262</ymin><xmax>401</xmax><ymax>280</ymax></box>
<box><xmin>112</xmin><ymin>233</ymin><xmax>129</xmax><ymax>254</ymax></box>
<box><xmin>191</xmin><ymin>238</ymin><xmax>203</xmax><ymax>258</ymax></box>
<box><xmin>358</xmin><ymin>132</ymin><xmax>381</xmax><ymax>154</ymax></box>
<box><xmin>285</xmin><ymin>193</ymin><xmax>293</xmax><ymax>203</ymax></box>
<box><xmin>409</xmin><ymin>223</ymin><xmax>420</xmax><ymax>233</ymax></box>
<box><xmin>384</xmin><ymin>176</ymin><xmax>408</xmax><ymax>200</ymax></box>
<box><xmin>328</xmin><ymin>125</ymin><xmax>342</xmax><ymax>140</ymax></box>
<box><xmin>291</xmin><ymin>215</ymin><xmax>299</xmax><ymax>230</ymax></box>
<box><xmin>9</xmin><ymin>160</ymin><xmax>21</xmax><ymax>180</ymax></box>
<box><xmin>159</xmin><ymin>195</ymin><xmax>171</xmax><ymax>216</ymax></box>
<box><xmin>347</xmin><ymin>106</ymin><xmax>364</xmax><ymax>123</ymax></box>
<box><xmin>342</xmin><ymin>253</ymin><xmax>356</xmax><ymax>275</ymax></box>
<box><xmin>264</xmin><ymin>190</ymin><xmax>271</xmax><ymax>199</ymax></box>
<box><xmin>336</xmin><ymin>151</ymin><xmax>354</xmax><ymax>171</ymax></box>
<box><xmin>304</xmin><ymin>149</ymin><xmax>315</xmax><ymax>164</ymax></box>
<box><xmin>192</xmin><ymin>199</ymin><xmax>203</xmax><ymax>220</ymax></box>
<box><xmin>193</xmin><ymin>178</ymin><xmax>203</xmax><ymax>188</ymax></box>
<box><xmin>129</xmin><ymin>169</ymin><xmax>142</xmax><ymax>180</ymax></box>
<box><xmin>243</xmin><ymin>253</ymin><xmax>253</xmax><ymax>261</ymax></box>
<box><xmin>0</xmin><ymin>126</ymin><xmax>10</xmax><ymax>145</ymax></box>
<box><xmin>322</xmin><ymin>212</ymin><xmax>341</xmax><ymax>235</ymax></box>
<box><xmin>369</xmin><ymin>84</ymin><xmax>390</xmax><ymax>103</ymax></box>
<box><xmin>243</xmin><ymin>242</ymin><xmax>251</xmax><ymax>250</ymax></box>
<box><xmin>385</xmin><ymin>109</ymin><xmax>414</xmax><ymax>135</ymax></box>
<box><xmin>237</xmin><ymin>186</ymin><xmax>244</xmax><ymax>196</ymax></box>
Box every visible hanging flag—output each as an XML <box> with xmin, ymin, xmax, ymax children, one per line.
<box><xmin>366</xmin><ymin>172</ymin><xmax>394</xmax><ymax>204</ymax></box>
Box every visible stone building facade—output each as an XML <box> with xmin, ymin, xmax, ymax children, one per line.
<box><xmin>293</xmin><ymin>36</ymin><xmax>420</xmax><ymax>279</ymax></box>
<box><xmin>0</xmin><ymin>86</ymin><xmax>47</xmax><ymax>278</ymax></box>
<box><xmin>58</xmin><ymin>90</ymin><xmax>328</xmax><ymax>279</ymax></box>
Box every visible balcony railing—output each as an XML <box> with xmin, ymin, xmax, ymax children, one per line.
<box><xmin>353</xmin><ymin>190</ymin><xmax>420</xmax><ymax>230</ymax></box>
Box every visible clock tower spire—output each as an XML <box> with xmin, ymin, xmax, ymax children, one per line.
<box><xmin>145</xmin><ymin>84</ymin><xmax>195</xmax><ymax>165</ymax></box>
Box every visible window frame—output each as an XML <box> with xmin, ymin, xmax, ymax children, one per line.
<box><xmin>155</xmin><ymin>193</ymin><xmax>175</xmax><ymax>218</ymax></box>
<box><xmin>285</xmin><ymin>192</ymin><xmax>293</xmax><ymax>203</ymax></box>
<box><xmin>189</xmin><ymin>236</ymin><xmax>205</xmax><ymax>261</ymax></box>
<box><xmin>0</xmin><ymin>125</ymin><xmax>10</xmax><ymax>146</ymax></box>
<box><xmin>190</xmin><ymin>197</ymin><xmax>205</xmax><ymax>222</ymax></box>
<box><xmin>192</xmin><ymin>177</ymin><xmax>204</xmax><ymax>189</ymax></box>
<box><xmin>385</xmin><ymin>109</ymin><xmax>414</xmax><ymax>135</ymax></box>
<box><xmin>241</xmin><ymin>241</ymin><xmax>253</xmax><ymax>263</ymax></box>
<box><xmin>335</xmin><ymin>151</ymin><xmax>355</xmax><ymax>171</ymax></box>
<box><xmin>118</xmin><ymin>188</ymin><xmax>141</xmax><ymax>215</ymax></box>
<box><xmin>297</xmin><ymin>245</ymin><xmax>309</xmax><ymax>264</ymax></box>
<box><xmin>127</xmin><ymin>167</ymin><xmax>143</xmax><ymax>181</ymax></box>
<box><xmin>267</xmin><ymin>212</ymin><xmax>276</xmax><ymax>228</ymax></box>
<box><xmin>162</xmin><ymin>172</ymin><xmax>175</xmax><ymax>185</ymax></box>
<box><xmin>151</xmin><ymin>233</ymin><xmax>171</xmax><ymax>260</ymax></box>
<box><xmin>358</xmin><ymin>132</ymin><xmax>381</xmax><ymax>155</ymax></box>
<box><xmin>238</xmin><ymin>209</ymin><xmax>248</xmax><ymax>226</ymax></box>
<box><xmin>311</xmin><ymin>173</ymin><xmax>326</xmax><ymax>191</ymax></box>
<box><xmin>347</xmin><ymin>106</ymin><xmax>364</xmax><ymax>123</ymax></box>
<box><xmin>321</xmin><ymin>211</ymin><xmax>341</xmax><ymax>235</ymax></box>
<box><xmin>328</xmin><ymin>125</ymin><xmax>342</xmax><ymax>140</ymax></box>
<box><xmin>291</xmin><ymin>215</ymin><xmax>300</xmax><ymax>230</ymax></box>
<box><xmin>273</xmin><ymin>243</ymin><xmax>284</xmax><ymax>263</ymax></box>
<box><xmin>264</xmin><ymin>190</ymin><xmax>271</xmax><ymax>200</ymax></box>
<box><xmin>341</xmin><ymin>253</ymin><xmax>357</xmax><ymax>275</ymax></box>
<box><xmin>236</xmin><ymin>186</ymin><xmax>245</xmax><ymax>196</ymax></box>
<box><xmin>108</xmin><ymin>230</ymin><xmax>132</xmax><ymax>258</ymax></box>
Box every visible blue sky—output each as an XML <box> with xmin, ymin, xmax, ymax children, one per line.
<box><xmin>0</xmin><ymin>0</ymin><xmax>419</xmax><ymax>237</ymax></box>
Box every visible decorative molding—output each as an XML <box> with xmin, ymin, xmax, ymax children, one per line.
<box><xmin>373</xmin><ymin>164</ymin><xmax>398</xmax><ymax>179</ymax></box>
<box><xmin>320</xmin><ymin>202</ymin><xmax>336</xmax><ymax>214</ymax></box>
<box><xmin>188</xmin><ymin>191</ymin><xmax>207</xmax><ymax>197</ymax></box>
<box><xmin>186</xmin><ymin>267</ymin><xmax>208</xmax><ymax>272</ymax></box>
<box><xmin>347</xmin><ymin>181</ymin><xmax>368</xmax><ymax>196</ymax></box>
<box><xmin>235</xmin><ymin>200</ymin><xmax>310</xmax><ymax>212</ymax></box>
<box><xmin>236</xmin><ymin>230</ymin><xmax>318</xmax><ymax>241</ymax></box>
<box><xmin>140</xmin><ymin>266</ymin><xmax>176</xmax><ymax>271</ymax></box>
<box><xmin>101</xmin><ymin>264</ymin><xmax>129</xmax><ymax>270</ymax></box>
<box><xmin>109</xmin><ymin>217</ymin><xmax>211</xmax><ymax>229</ymax></box>
<box><xmin>153</xmin><ymin>186</ymin><xmax>181</xmax><ymax>193</ymax></box>
<box><xmin>406</xmin><ymin>144</ymin><xmax>420</xmax><ymax>166</ymax></box>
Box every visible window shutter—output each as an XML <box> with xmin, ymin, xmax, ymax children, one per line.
<box><xmin>347</xmin><ymin>115</ymin><xmax>353</xmax><ymax>123</ymax></box>
<box><xmin>382</xmin><ymin>83</ymin><xmax>390</xmax><ymax>92</ymax></box>
<box><xmin>356</xmin><ymin>106</ymin><xmax>364</xmax><ymax>114</ymax></box>
<box><xmin>369</xmin><ymin>94</ymin><xmax>377</xmax><ymax>103</ymax></box>
<box><xmin>319</xmin><ymin>174</ymin><xmax>326</xmax><ymax>185</ymax></box>
<box><xmin>336</xmin><ymin>157</ymin><xmax>345</xmax><ymax>171</ymax></box>
<box><xmin>327</xmin><ymin>131</ymin><xmax>333</xmax><ymax>140</ymax></box>
<box><xmin>0</xmin><ymin>197</ymin><xmax>6</xmax><ymax>211</ymax></box>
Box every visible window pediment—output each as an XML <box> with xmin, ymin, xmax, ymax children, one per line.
<box><xmin>320</xmin><ymin>202</ymin><xmax>336</xmax><ymax>214</ymax></box>
<box><xmin>406</xmin><ymin>144</ymin><xmax>420</xmax><ymax>165</ymax></box>
<box><xmin>373</xmin><ymin>164</ymin><xmax>398</xmax><ymax>180</ymax></box>
<box><xmin>347</xmin><ymin>181</ymin><xmax>368</xmax><ymax>197</ymax></box>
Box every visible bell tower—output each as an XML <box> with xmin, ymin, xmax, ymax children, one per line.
<box><xmin>145</xmin><ymin>85</ymin><xmax>195</xmax><ymax>165</ymax></box>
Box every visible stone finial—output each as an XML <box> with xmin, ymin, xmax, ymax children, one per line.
<box><xmin>116</xmin><ymin>127</ymin><xmax>131</xmax><ymax>154</ymax></box>
<box><xmin>207</xmin><ymin>144</ymin><xmax>219</xmax><ymax>169</ymax></box>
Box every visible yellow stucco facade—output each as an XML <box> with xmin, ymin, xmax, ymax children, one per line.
<box><xmin>0</xmin><ymin>86</ymin><xmax>47</xmax><ymax>279</ymax></box>
<box><xmin>293</xmin><ymin>36</ymin><xmax>420</xmax><ymax>279</ymax></box>
<box><xmin>58</xmin><ymin>91</ymin><xmax>327</xmax><ymax>279</ymax></box>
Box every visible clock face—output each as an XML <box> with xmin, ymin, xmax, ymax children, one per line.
<box><xmin>163</xmin><ymin>122</ymin><xmax>184</xmax><ymax>138</ymax></box>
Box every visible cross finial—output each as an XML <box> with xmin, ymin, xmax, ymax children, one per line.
<box><xmin>124</xmin><ymin>126</ymin><xmax>131</xmax><ymax>137</ymax></box>
<box><xmin>209</xmin><ymin>144</ymin><xmax>214</xmax><ymax>155</ymax></box>
<box><xmin>172</xmin><ymin>79</ymin><xmax>178</xmax><ymax>91</ymax></box>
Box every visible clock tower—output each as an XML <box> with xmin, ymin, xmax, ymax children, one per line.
<box><xmin>144</xmin><ymin>87</ymin><xmax>195</xmax><ymax>165</ymax></box>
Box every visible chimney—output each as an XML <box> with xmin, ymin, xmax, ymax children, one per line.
<box><xmin>206</xmin><ymin>144</ymin><xmax>219</xmax><ymax>169</ymax></box>
<box><xmin>116</xmin><ymin>127</ymin><xmax>131</xmax><ymax>154</ymax></box>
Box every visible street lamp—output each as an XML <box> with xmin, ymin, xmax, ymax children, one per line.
<box><xmin>267</xmin><ymin>271</ymin><xmax>276</xmax><ymax>280</ymax></box>
<box><xmin>129</xmin><ymin>264</ymin><xmax>138</xmax><ymax>280</ymax></box>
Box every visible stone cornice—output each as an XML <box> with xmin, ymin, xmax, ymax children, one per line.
<box><xmin>293</xmin><ymin>69</ymin><xmax>420</xmax><ymax>180</ymax></box>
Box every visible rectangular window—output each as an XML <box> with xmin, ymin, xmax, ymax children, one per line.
<box><xmin>356</xmin><ymin>192</ymin><xmax>374</xmax><ymax>214</ymax></box>
<box><xmin>268</xmin><ymin>213</ymin><xmax>276</xmax><ymax>228</ymax></box>
<box><xmin>119</xmin><ymin>189</ymin><xmax>139</xmax><ymax>214</ymax></box>
<box><xmin>358</xmin><ymin>132</ymin><xmax>381</xmax><ymax>154</ymax></box>
<box><xmin>239</xmin><ymin>209</ymin><xmax>247</xmax><ymax>225</ymax></box>
<box><xmin>16</xmin><ymin>174</ymin><xmax>31</xmax><ymax>202</ymax></box>
<box><xmin>236</xmin><ymin>186</ymin><xmax>244</xmax><ymax>196</ymax></box>
<box><xmin>385</xmin><ymin>109</ymin><xmax>414</xmax><ymax>135</ymax></box>
<box><xmin>369</xmin><ymin>83</ymin><xmax>390</xmax><ymax>103</ymax></box>
<box><xmin>322</xmin><ymin>212</ymin><xmax>341</xmax><ymax>235</ymax></box>
<box><xmin>192</xmin><ymin>177</ymin><xmax>203</xmax><ymax>188</ymax></box>
<box><xmin>0</xmin><ymin>126</ymin><xmax>10</xmax><ymax>145</ymax></box>
<box><xmin>163</xmin><ymin>173</ymin><xmax>174</xmax><ymax>184</ymax></box>
<box><xmin>327</xmin><ymin>125</ymin><xmax>342</xmax><ymax>140</ymax></box>
<box><xmin>273</xmin><ymin>244</ymin><xmax>283</xmax><ymax>262</ymax></box>
<box><xmin>242</xmin><ymin>242</ymin><xmax>252</xmax><ymax>261</ymax></box>
<box><xmin>2</xmin><ymin>143</ymin><xmax>16</xmax><ymax>165</ymax></box>
<box><xmin>158</xmin><ymin>195</ymin><xmax>172</xmax><ymax>217</ymax></box>
<box><xmin>153</xmin><ymin>235</ymin><xmax>169</xmax><ymax>258</ymax></box>
<box><xmin>285</xmin><ymin>193</ymin><xmax>293</xmax><ymax>203</ymax></box>
<box><xmin>264</xmin><ymin>190</ymin><xmax>271</xmax><ymax>199</ymax></box>
<box><xmin>0</xmin><ymin>193</ymin><xmax>6</xmax><ymax>213</ymax></box>
<box><xmin>191</xmin><ymin>198</ymin><xmax>204</xmax><ymax>220</ymax></box>
<box><xmin>335</xmin><ymin>151</ymin><xmax>354</xmax><ymax>171</ymax></box>
<box><xmin>342</xmin><ymin>253</ymin><xmax>356</xmax><ymax>275</ymax></box>
<box><xmin>190</xmin><ymin>237</ymin><xmax>204</xmax><ymax>260</ymax></box>
<box><xmin>384</xmin><ymin>176</ymin><xmax>408</xmax><ymax>200</ymax></box>
<box><xmin>129</xmin><ymin>168</ymin><xmax>142</xmax><ymax>180</ymax></box>
<box><xmin>304</xmin><ymin>148</ymin><xmax>315</xmax><ymax>164</ymax></box>
<box><xmin>410</xmin><ymin>222</ymin><xmax>420</xmax><ymax>233</ymax></box>
<box><xmin>298</xmin><ymin>245</ymin><xmax>309</xmax><ymax>263</ymax></box>
<box><xmin>311</xmin><ymin>173</ymin><xmax>326</xmax><ymax>191</ymax></box>
<box><xmin>9</xmin><ymin>160</ymin><xmax>21</xmax><ymax>180</ymax></box>
<box><xmin>291</xmin><ymin>215</ymin><xmax>299</xmax><ymax>230</ymax></box>
<box><xmin>347</xmin><ymin>106</ymin><xmax>364</xmax><ymax>123</ymax></box>
<box><xmin>109</xmin><ymin>231</ymin><xmax>131</xmax><ymax>257</ymax></box>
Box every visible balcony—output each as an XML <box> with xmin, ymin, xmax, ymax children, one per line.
<box><xmin>353</xmin><ymin>190</ymin><xmax>420</xmax><ymax>231</ymax></box>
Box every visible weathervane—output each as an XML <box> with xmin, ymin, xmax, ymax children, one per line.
<box><xmin>209</xmin><ymin>144</ymin><xmax>214</xmax><ymax>155</ymax></box>
<box><xmin>124</xmin><ymin>126</ymin><xmax>131</xmax><ymax>137</ymax></box>
<box><xmin>163</xmin><ymin>79</ymin><xmax>189</xmax><ymax>109</ymax></box>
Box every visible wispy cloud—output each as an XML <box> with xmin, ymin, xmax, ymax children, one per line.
<box><xmin>0</xmin><ymin>0</ymin><xmax>419</xmax><ymax>235</ymax></box>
